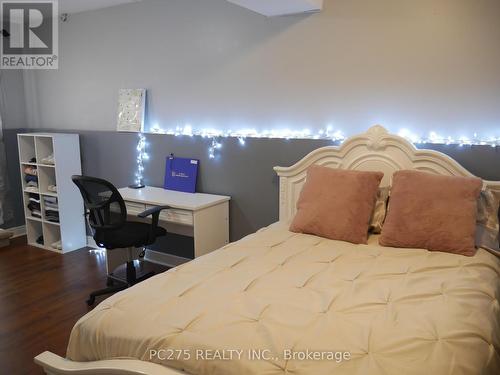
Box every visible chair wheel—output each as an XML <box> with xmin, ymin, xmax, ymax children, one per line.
<box><xmin>86</xmin><ymin>296</ymin><xmax>95</xmax><ymax>306</ymax></box>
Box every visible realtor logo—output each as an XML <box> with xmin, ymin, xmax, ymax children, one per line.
<box><xmin>1</xmin><ymin>0</ymin><xmax>58</xmax><ymax>69</ymax></box>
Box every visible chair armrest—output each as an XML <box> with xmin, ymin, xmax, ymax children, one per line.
<box><xmin>138</xmin><ymin>205</ymin><xmax>171</xmax><ymax>243</ymax></box>
<box><xmin>137</xmin><ymin>205</ymin><xmax>171</xmax><ymax>218</ymax></box>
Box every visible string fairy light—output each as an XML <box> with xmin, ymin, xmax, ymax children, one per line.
<box><xmin>396</xmin><ymin>129</ymin><xmax>500</xmax><ymax>147</ymax></box>
<box><xmin>208</xmin><ymin>137</ymin><xmax>223</xmax><ymax>159</ymax></box>
<box><xmin>150</xmin><ymin>123</ymin><xmax>500</xmax><ymax>146</ymax></box>
<box><xmin>149</xmin><ymin>123</ymin><xmax>347</xmax><ymax>159</ymax></box>
<box><xmin>131</xmin><ymin>132</ymin><xmax>148</xmax><ymax>189</ymax></box>
<box><xmin>135</xmin><ymin>124</ymin><xmax>500</xmax><ymax>185</ymax></box>
<box><xmin>149</xmin><ymin>123</ymin><xmax>347</xmax><ymax>142</ymax></box>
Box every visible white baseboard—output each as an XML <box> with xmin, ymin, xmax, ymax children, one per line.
<box><xmin>145</xmin><ymin>249</ymin><xmax>190</xmax><ymax>268</ymax></box>
<box><xmin>85</xmin><ymin>235</ymin><xmax>190</xmax><ymax>268</ymax></box>
<box><xmin>8</xmin><ymin>225</ymin><xmax>26</xmax><ymax>238</ymax></box>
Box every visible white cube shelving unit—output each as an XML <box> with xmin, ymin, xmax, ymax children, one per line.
<box><xmin>18</xmin><ymin>133</ymin><xmax>86</xmax><ymax>253</ymax></box>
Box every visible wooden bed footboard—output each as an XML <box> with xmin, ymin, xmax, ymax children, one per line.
<box><xmin>34</xmin><ymin>351</ymin><xmax>185</xmax><ymax>375</ymax></box>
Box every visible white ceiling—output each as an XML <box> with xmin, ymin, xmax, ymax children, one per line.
<box><xmin>59</xmin><ymin>0</ymin><xmax>142</xmax><ymax>15</ymax></box>
<box><xmin>227</xmin><ymin>0</ymin><xmax>323</xmax><ymax>16</ymax></box>
<box><xmin>58</xmin><ymin>0</ymin><xmax>323</xmax><ymax>17</ymax></box>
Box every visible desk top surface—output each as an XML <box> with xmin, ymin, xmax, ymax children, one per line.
<box><xmin>119</xmin><ymin>186</ymin><xmax>230</xmax><ymax>211</ymax></box>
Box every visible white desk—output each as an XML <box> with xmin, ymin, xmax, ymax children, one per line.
<box><xmin>117</xmin><ymin>186</ymin><xmax>230</xmax><ymax>268</ymax></box>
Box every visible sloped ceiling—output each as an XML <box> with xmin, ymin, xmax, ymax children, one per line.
<box><xmin>59</xmin><ymin>0</ymin><xmax>142</xmax><ymax>15</ymax></box>
<box><xmin>59</xmin><ymin>0</ymin><xmax>322</xmax><ymax>17</ymax></box>
<box><xmin>227</xmin><ymin>0</ymin><xmax>323</xmax><ymax>16</ymax></box>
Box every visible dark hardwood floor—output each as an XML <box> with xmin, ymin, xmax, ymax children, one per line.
<box><xmin>0</xmin><ymin>237</ymin><xmax>168</xmax><ymax>374</ymax></box>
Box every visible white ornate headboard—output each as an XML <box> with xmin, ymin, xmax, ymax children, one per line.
<box><xmin>274</xmin><ymin>125</ymin><xmax>500</xmax><ymax>223</ymax></box>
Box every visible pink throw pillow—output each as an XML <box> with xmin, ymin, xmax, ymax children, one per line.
<box><xmin>380</xmin><ymin>170</ymin><xmax>482</xmax><ymax>256</ymax></box>
<box><xmin>290</xmin><ymin>165</ymin><xmax>383</xmax><ymax>244</ymax></box>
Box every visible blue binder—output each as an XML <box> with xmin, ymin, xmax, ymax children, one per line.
<box><xmin>164</xmin><ymin>155</ymin><xmax>199</xmax><ymax>193</ymax></box>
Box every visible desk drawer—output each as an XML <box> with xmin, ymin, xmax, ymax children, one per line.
<box><xmin>125</xmin><ymin>201</ymin><xmax>146</xmax><ymax>215</ymax></box>
<box><xmin>147</xmin><ymin>205</ymin><xmax>193</xmax><ymax>226</ymax></box>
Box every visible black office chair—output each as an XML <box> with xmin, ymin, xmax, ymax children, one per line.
<box><xmin>72</xmin><ymin>175</ymin><xmax>170</xmax><ymax>305</ymax></box>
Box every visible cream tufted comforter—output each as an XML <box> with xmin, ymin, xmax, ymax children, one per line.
<box><xmin>67</xmin><ymin>222</ymin><xmax>500</xmax><ymax>375</ymax></box>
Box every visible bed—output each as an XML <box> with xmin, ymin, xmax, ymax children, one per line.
<box><xmin>35</xmin><ymin>126</ymin><xmax>500</xmax><ymax>375</ymax></box>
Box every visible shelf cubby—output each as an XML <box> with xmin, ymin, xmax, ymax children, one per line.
<box><xmin>24</xmin><ymin>192</ymin><xmax>42</xmax><ymax>221</ymax></box>
<box><xmin>26</xmin><ymin>219</ymin><xmax>44</xmax><ymax>247</ymax></box>
<box><xmin>38</xmin><ymin>165</ymin><xmax>57</xmax><ymax>196</ymax></box>
<box><xmin>18</xmin><ymin>135</ymin><xmax>36</xmax><ymax>163</ymax></box>
<box><xmin>43</xmin><ymin>224</ymin><xmax>62</xmax><ymax>253</ymax></box>
<box><xmin>35</xmin><ymin>136</ymin><xmax>55</xmax><ymax>166</ymax></box>
<box><xmin>42</xmin><ymin>194</ymin><xmax>59</xmax><ymax>225</ymax></box>
<box><xmin>20</xmin><ymin>163</ymin><xmax>39</xmax><ymax>192</ymax></box>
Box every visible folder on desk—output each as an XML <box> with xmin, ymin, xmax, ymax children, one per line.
<box><xmin>164</xmin><ymin>156</ymin><xmax>199</xmax><ymax>193</ymax></box>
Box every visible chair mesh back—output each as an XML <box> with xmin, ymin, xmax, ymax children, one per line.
<box><xmin>72</xmin><ymin>176</ymin><xmax>127</xmax><ymax>230</ymax></box>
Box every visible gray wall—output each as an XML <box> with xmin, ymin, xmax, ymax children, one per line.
<box><xmin>23</xmin><ymin>0</ymin><xmax>500</xmax><ymax>138</ymax></box>
<box><xmin>5</xmin><ymin>127</ymin><xmax>500</xmax><ymax>240</ymax></box>
<box><xmin>0</xmin><ymin>71</ymin><xmax>27</xmax><ymax>130</ymax></box>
